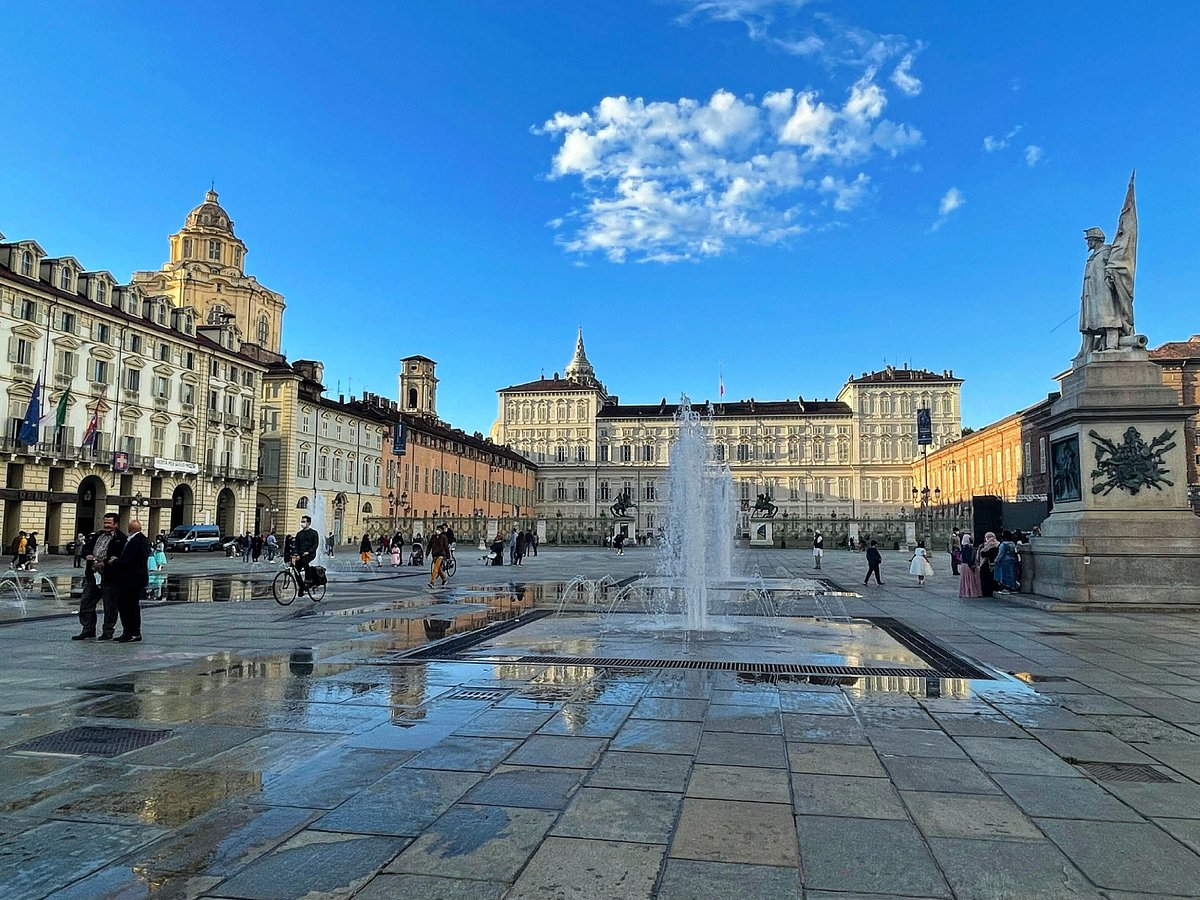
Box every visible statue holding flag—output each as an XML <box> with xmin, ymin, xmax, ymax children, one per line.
<box><xmin>1078</xmin><ymin>173</ymin><xmax>1138</xmax><ymax>356</ymax></box>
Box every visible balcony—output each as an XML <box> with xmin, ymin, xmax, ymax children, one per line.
<box><xmin>12</xmin><ymin>363</ymin><xmax>34</xmax><ymax>381</ymax></box>
<box><xmin>208</xmin><ymin>463</ymin><xmax>257</xmax><ymax>482</ymax></box>
<box><xmin>153</xmin><ymin>396</ymin><xmax>169</xmax><ymax>410</ymax></box>
<box><xmin>54</xmin><ymin>373</ymin><xmax>74</xmax><ymax>388</ymax></box>
<box><xmin>181</xmin><ymin>402</ymin><xmax>195</xmax><ymax>415</ymax></box>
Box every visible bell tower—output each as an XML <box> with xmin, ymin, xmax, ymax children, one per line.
<box><xmin>399</xmin><ymin>355</ymin><xmax>438</xmax><ymax>419</ymax></box>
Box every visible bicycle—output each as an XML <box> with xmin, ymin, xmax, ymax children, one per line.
<box><xmin>272</xmin><ymin>558</ymin><xmax>326</xmax><ymax>606</ymax></box>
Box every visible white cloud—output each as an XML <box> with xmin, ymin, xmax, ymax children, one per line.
<box><xmin>1024</xmin><ymin>144</ymin><xmax>1044</xmax><ymax>167</ymax></box>
<box><xmin>982</xmin><ymin>124</ymin><xmax>1022</xmax><ymax>153</ymax></box>
<box><xmin>931</xmin><ymin>187</ymin><xmax>965</xmax><ymax>231</ymax></box>
<box><xmin>889</xmin><ymin>53</ymin><xmax>922</xmax><ymax>97</ymax></box>
<box><xmin>536</xmin><ymin>79</ymin><xmax>923</xmax><ymax>262</ymax></box>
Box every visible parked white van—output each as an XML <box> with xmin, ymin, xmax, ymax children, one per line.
<box><xmin>165</xmin><ymin>524</ymin><xmax>222</xmax><ymax>552</ymax></box>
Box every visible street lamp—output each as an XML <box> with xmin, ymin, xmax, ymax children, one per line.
<box><xmin>132</xmin><ymin>491</ymin><xmax>150</xmax><ymax>508</ymax></box>
<box><xmin>387</xmin><ymin>491</ymin><xmax>396</xmax><ymax>532</ymax></box>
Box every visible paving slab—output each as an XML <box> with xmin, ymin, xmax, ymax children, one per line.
<box><xmin>688</xmin><ymin>764</ymin><xmax>791</xmax><ymax>804</ymax></box>
<box><xmin>710</xmin><ymin>689</ymin><xmax>781</xmax><ymax>710</ymax></box>
<box><xmin>697</xmin><ymin>730</ymin><xmax>788</xmax><ymax>767</ymax></box>
<box><xmin>794</xmin><ymin>815</ymin><xmax>951</xmax><ymax>898</ymax></box>
<box><xmin>386</xmin><ymin>804</ymin><xmax>556</xmax><ymax>881</ymax></box>
<box><xmin>553</xmin><ymin>787</ymin><xmax>682</xmax><ymax>843</ymax></box>
<box><xmin>462</xmin><ymin>765</ymin><xmax>584</xmax><ymax>810</ymax></box>
<box><xmin>401</xmin><ymin>735</ymin><xmax>520</xmax><ymax>772</ymax></box>
<box><xmin>536</xmin><ymin>703</ymin><xmax>632</xmax><ymax>737</ymax></box>
<box><xmin>956</xmin><ymin>736</ymin><xmax>1083</xmax><ymax>777</ymax></box>
<box><xmin>1099</xmin><ymin>777</ymin><xmax>1200</xmax><ymax>818</ymax></box>
<box><xmin>855</xmin><ymin>705</ymin><xmax>939</xmax><ymax>729</ymax></box>
<box><xmin>1033</xmin><ymin>728</ymin><xmax>1157</xmax><ymax>764</ymax></box>
<box><xmin>41</xmin><ymin>866</ymin><xmax>221</xmax><ymax>899</ymax></box>
<box><xmin>656</xmin><ymin>859</ymin><xmax>801</xmax><ymax>900</ymax></box>
<box><xmin>0</xmin><ymin>819</ymin><xmax>165</xmax><ymax>900</ymax></box>
<box><xmin>313</xmin><ymin>768</ymin><xmax>481</xmax><ymax>836</ymax></box>
<box><xmin>48</xmin><ymin>769</ymin><xmax>265</xmax><ymax>828</ymax></box>
<box><xmin>506</xmin><ymin>836</ymin><xmax>664</xmax><ymax>900</ymax></box>
<box><xmin>902</xmin><ymin>790</ymin><xmax>1043</xmax><ymax>840</ymax></box>
<box><xmin>926</xmin><ymin>836</ymin><xmax>1101</xmax><ymax>900</ymax></box>
<box><xmin>206</xmin><ymin>830</ymin><xmax>407</xmax><ymax>900</ymax></box>
<box><xmin>1152</xmin><ymin>817</ymin><xmax>1200</xmax><ymax>855</ymax></box>
<box><xmin>610</xmin><ymin>719</ymin><xmax>702</xmax><ymax>755</ymax></box>
<box><xmin>777</xmin><ymin>691</ymin><xmax>851</xmax><ymax>715</ymax></box>
<box><xmin>1036</xmin><ymin>818</ymin><xmax>1200</xmax><ymax>895</ymax></box>
<box><xmin>504</xmin><ymin>734</ymin><xmax>606</xmax><ymax>769</ymax></box>
<box><xmin>787</xmin><ymin>742</ymin><xmax>886</xmax><ymax>777</ymax></box>
<box><xmin>587</xmin><ymin>750</ymin><xmax>693</xmax><ymax>792</ymax></box>
<box><xmin>791</xmin><ymin>773</ymin><xmax>908</xmax><ymax>819</ymax></box>
<box><xmin>629</xmin><ymin>697</ymin><xmax>708</xmax><ymax>721</ymax></box>
<box><xmin>644</xmin><ymin>672</ymin><xmax>713</xmax><ymax>699</ymax></box>
<box><xmin>355</xmin><ymin>872</ymin><xmax>508</xmax><ymax>899</ymax></box>
<box><xmin>929</xmin><ymin>711</ymin><xmax>1028</xmax><ymax>738</ymax></box>
<box><xmin>992</xmin><ymin>773</ymin><xmax>1143</xmax><ymax>822</ymax></box>
<box><xmin>780</xmin><ymin>712</ymin><xmax>867</xmax><ymax>744</ymax></box>
<box><xmin>880</xmin><ymin>756</ymin><xmax>1001</xmax><ymax>794</ymax></box>
<box><xmin>703</xmin><ymin>704</ymin><xmax>783</xmax><ymax>734</ymax></box>
<box><xmin>452</xmin><ymin>708</ymin><xmax>557</xmax><ymax>739</ymax></box>
<box><xmin>867</xmin><ymin>726</ymin><xmax>968</xmax><ymax>759</ymax></box>
<box><xmin>670</xmin><ymin>798</ymin><xmax>799</xmax><ymax>866</ymax></box>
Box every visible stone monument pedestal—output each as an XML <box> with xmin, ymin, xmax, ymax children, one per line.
<box><xmin>749</xmin><ymin>520</ymin><xmax>773</xmax><ymax>547</ymax></box>
<box><xmin>1024</xmin><ymin>349</ymin><xmax>1200</xmax><ymax>610</ymax></box>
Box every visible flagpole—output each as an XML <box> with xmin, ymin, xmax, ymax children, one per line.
<box><xmin>39</xmin><ymin>299</ymin><xmax>56</xmax><ymax>449</ymax></box>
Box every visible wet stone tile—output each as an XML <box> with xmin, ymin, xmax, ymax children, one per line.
<box><xmin>781</xmin><ymin>713</ymin><xmax>867</xmax><ymax>744</ymax></box>
<box><xmin>901</xmin><ymin>791</ymin><xmax>1042</xmax><ymax>840</ymax></box>
<box><xmin>644</xmin><ymin>674</ymin><xmax>713</xmax><ymax>700</ymax></box>
<box><xmin>355</xmin><ymin>873</ymin><xmax>508</xmax><ymax>899</ymax></box>
<box><xmin>554</xmin><ymin>787</ymin><xmax>681</xmax><ymax>844</ymax></box>
<box><xmin>1033</xmin><ymin>728</ymin><xmax>1155</xmax><ymax>764</ymax></box>
<box><xmin>687</xmin><ymin>764</ymin><xmax>791</xmax><ymax>805</ymax></box>
<box><xmin>796</xmin><ymin>816</ymin><xmax>951</xmax><ymax>898</ymax></box>
<box><xmin>1101</xmin><ymin>777</ymin><xmax>1200</xmax><ymax>818</ymax></box>
<box><xmin>656</xmin><ymin>859</ymin><xmax>801</xmax><ymax>900</ymax></box>
<box><xmin>402</xmin><ymin>735</ymin><xmax>521</xmax><ymax>772</ymax></box>
<box><xmin>1036</xmin><ymin>818</ymin><xmax>1200</xmax><ymax>895</ymax></box>
<box><xmin>508</xmin><ymin>836</ymin><xmax>664</xmax><ymax>900</ymax></box>
<box><xmin>697</xmin><ymin>731</ymin><xmax>788</xmax><ymax>768</ymax></box>
<box><xmin>671</xmin><ymin>798</ymin><xmax>798</xmax><ymax>866</ymax></box>
<box><xmin>867</xmin><ymin>727</ymin><xmax>968</xmax><ymax>759</ymax></box>
<box><xmin>504</xmin><ymin>734</ymin><xmax>606</xmax><ymax>769</ymax></box>
<box><xmin>123</xmin><ymin>803</ymin><xmax>320</xmax><ymax>876</ymax></box>
<box><xmin>387</xmin><ymin>804</ymin><xmax>556</xmax><ymax>882</ymax></box>
<box><xmin>703</xmin><ymin>705</ymin><xmax>782</xmax><ymax>735</ymax></box>
<box><xmin>611</xmin><ymin>719</ymin><xmax>702</xmax><ymax>755</ymax></box>
<box><xmin>0</xmin><ymin>819</ymin><xmax>165</xmax><ymax>900</ymax></box>
<box><xmin>588</xmin><ymin>751</ymin><xmax>692</xmax><ymax>792</ymax></box>
<box><xmin>787</xmin><ymin>742</ymin><xmax>886</xmax><ymax>777</ymax></box>
<box><xmin>463</xmin><ymin>765</ymin><xmax>584</xmax><ymax>810</ymax></box>
<box><xmin>777</xmin><ymin>691</ymin><xmax>852</xmax><ymax>715</ymax></box>
<box><xmin>992</xmin><ymin>701</ymin><xmax>1095</xmax><ymax>730</ymax></box>
<box><xmin>791</xmin><ymin>773</ymin><xmax>908</xmax><ymax>819</ymax></box>
<box><xmin>201</xmin><ymin>731</ymin><xmax>344</xmax><ymax>777</ymax></box>
<box><xmin>43</xmin><ymin>866</ymin><xmax>221</xmax><ymax>899</ymax></box>
<box><xmin>453</xmin><ymin>708</ymin><xmax>556</xmax><ymax>739</ymax></box>
<box><xmin>957</xmin><ymin>737</ymin><xmax>1083</xmax><ymax>777</ymax></box>
<box><xmin>629</xmin><ymin>697</ymin><xmax>708</xmax><ymax>721</ymax></box>
<box><xmin>930</xmin><ymin>712</ymin><xmax>1028</xmax><ymax>739</ymax></box>
<box><xmin>537</xmin><ymin>703</ymin><xmax>632</xmax><ymax>737</ymax></box>
<box><xmin>926</xmin><ymin>837</ymin><xmax>1098</xmax><ymax>900</ymax></box>
<box><xmin>855</xmin><ymin>705</ymin><xmax>938</xmax><ymax>729</ymax></box>
<box><xmin>207</xmin><ymin>830</ymin><xmax>408</xmax><ymax>900</ymax></box>
<box><xmin>116</xmin><ymin>725</ymin><xmax>266</xmax><ymax>768</ymax></box>
<box><xmin>880</xmin><ymin>756</ymin><xmax>1001</xmax><ymax>794</ymax></box>
<box><xmin>709</xmin><ymin>689</ymin><xmax>781</xmax><ymax>710</ymax></box>
<box><xmin>314</xmin><ymin>768</ymin><xmax>481</xmax><ymax>836</ymax></box>
<box><xmin>992</xmin><ymin>773</ymin><xmax>1142</xmax><ymax>822</ymax></box>
<box><xmin>49</xmin><ymin>769</ymin><xmax>264</xmax><ymax>827</ymax></box>
<box><xmin>261</xmin><ymin>747</ymin><xmax>414</xmax><ymax>809</ymax></box>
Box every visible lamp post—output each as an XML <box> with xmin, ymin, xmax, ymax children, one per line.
<box><xmin>387</xmin><ymin>491</ymin><xmax>396</xmax><ymax>533</ymax></box>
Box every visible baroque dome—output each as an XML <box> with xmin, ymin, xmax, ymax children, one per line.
<box><xmin>185</xmin><ymin>189</ymin><xmax>236</xmax><ymax>235</ymax></box>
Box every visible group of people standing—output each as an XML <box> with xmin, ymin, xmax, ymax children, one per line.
<box><xmin>72</xmin><ymin>514</ymin><xmax>151</xmax><ymax>643</ymax></box>
<box><xmin>956</xmin><ymin>530</ymin><xmax>1021</xmax><ymax>598</ymax></box>
<box><xmin>234</xmin><ymin>530</ymin><xmax>280</xmax><ymax>564</ymax></box>
<box><xmin>8</xmin><ymin>531</ymin><xmax>40</xmax><ymax>570</ymax></box>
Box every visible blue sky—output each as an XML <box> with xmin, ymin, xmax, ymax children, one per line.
<box><xmin>2</xmin><ymin>2</ymin><xmax>1197</xmax><ymax>431</ymax></box>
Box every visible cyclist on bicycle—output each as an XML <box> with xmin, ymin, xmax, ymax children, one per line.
<box><xmin>293</xmin><ymin>516</ymin><xmax>319</xmax><ymax>596</ymax></box>
<box><xmin>427</xmin><ymin>524</ymin><xmax>451</xmax><ymax>588</ymax></box>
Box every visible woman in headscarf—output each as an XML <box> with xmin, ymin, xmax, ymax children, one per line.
<box><xmin>958</xmin><ymin>534</ymin><xmax>982</xmax><ymax>598</ymax></box>
<box><xmin>359</xmin><ymin>533</ymin><xmax>372</xmax><ymax>567</ymax></box>
<box><xmin>994</xmin><ymin>531</ymin><xmax>1019</xmax><ymax>592</ymax></box>
<box><xmin>978</xmin><ymin>532</ymin><xmax>1000</xmax><ymax>597</ymax></box>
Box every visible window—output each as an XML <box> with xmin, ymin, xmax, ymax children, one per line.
<box><xmin>124</xmin><ymin>368</ymin><xmax>141</xmax><ymax>393</ymax></box>
<box><xmin>158</xmin><ymin>342</ymin><xmax>171</xmax><ymax>362</ymax></box>
<box><xmin>298</xmin><ymin>450</ymin><xmax>311</xmax><ymax>478</ymax></box>
<box><xmin>8</xmin><ymin>337</ymin><xmax>34</xmax><ymax>366</ymax></box>
<box><xmin>208</xmin><ymin>239</ymin><xmax>222</xmax><ymax>261</ymax></box>
<box><xmin>55</xmin><ymin>349</ymin><xmax>78</xmax><ymax>379</ymax></box>
<box><xmin>642</xmin><ymin>444</ymin><xmax>654</xmax><ymax>462</ymax></box>
<box><xmin>1039</xmin><ymin>437</ymin><xmax>1047</xmax><ymax>473</ymax></box>
<box><xmin>599</xmin><ymin>444</ymin><xmax>609</xmax><ymax>462</ymax></box>
<box><xmin>556</xmin><ymin>446</ymin><xmax>568</xmax><ymax>462</ymax></box>
<box><xmin>151</xmin><ymin>426</ymin><xmax>166</xmax><ymax>457</ymax></box>
<box><xmin>644</xmin><ymin>481</ymin><xmax>656</xmax><ymax>501</ymax></box>
<box><xmin>233</xmin><ymin>248</ymin><xmax>242</xmax><ymax>267</ymax></box>
<box><xmin>18</xmin><ymin>298</ymin><xmax>36</xmax><ymax>321</ymax></box>
<box><xmin>128</xmin><ymin>334</ymin><xmax>142</xmax><ymax>354</ymax></box>
<box><xmin>153</xmin><ymin>376</ymin><xmax>170</xmax><ymax>399</ymax></box>
<box><xmin>20</xmin><ymin>251</ymin><xmax>33</xmax><ymax>276</ymax></box>
<box><xmin>318</xmin><ymin>453</ymin><xmax>329</xmax><ymax>480</ymax></box>
<box><xmin>1024</xmin><ymin>441</ymin><xmax>1032</xmax><ymax>477</ymax></box>
<box><xmin>576</xmin><ymin>445</ymin><xmax>587</xmax><ymax>462</ymax></box>
<box><xmin>183</xmin><ymin>238</ymin><xmax>193</xmax><ymax>257</ymax></box>
<box><xmin>97</xmin><ymin>281</ymin><xmax>106</xmax><ymax>304</ymax></box>
<box><xmin>59</xmin><ymin>311</ymin><xmax>76</xmax><ymax>334</ymax></box>
<box><xmin>59</xmin><ymin>267</ymin><xmax>72</xmax><ymax>291</ymax></box>
<box><xmin>576</xmin><ymin>480</ymin><xmax>587</xmax><ymax>501</ymax></box>
<box><xmin>332</xmin><ymin>457</ymin><xmax>343</xmax><ymax>481</ymax></box>
<box><xmin>179</xmin><ymin>430</ymin><xmax>194</xmax><ymax>461</ymax></box>
<box><xmin>619</xmin><ymin>445</ymin><xmax>631</xmax><ymax>462</ymax></box>
<box><xmin>257</xmin><ymin>316</ymin><xmax>269</xmax><ymax>344</ymax></box>
<box><xmin>599</xmin><ymin>481</ymin><xmax>610</xmax><ymax>501</ymax></box>
<box><xmin>91</xmin><ymin>359</ymin><xmax>110</xmax><ymax>384</ymax></box>
<box><xmin>555</xmin><ymin>481</ymin><xmax>567</xmax><ymax>501</ymax></box>
<box><xmin>208</xmin><ymin>390</ymin><xmax>219</xmax><ymax>411</ymax></box>
<box><xmin>181</xmin><ymin>383</ymin><xmax>194</xmax><ymax>406</ymax></box>
<box><xmin>737</xmin><ymin>444</ymin><xmax>750</xmax><ymax>462</ymax></box>
<box><xmin>183</xmin><ymin>350</ymin><xmax>194</xmax><ymax>370</ymax></box>
<box><xmin>714</xmin><ymin>443</ymin><xmax>726</xmax><ymax>461</ymax></box>
<box><xmin>210</xmin><ymin>359</ymin><xmax>220</xmax><ymax>377</ymax></box>
<box><xmin>95</xmin><ymin>322</ymin><xmax>110</xmax><ymax>343</ymax></box>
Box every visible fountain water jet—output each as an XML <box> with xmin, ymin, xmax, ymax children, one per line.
<box><xmin>656</xmin><ymin>396</ymin><xmax>737</xmax><ymax>632</ymax></box>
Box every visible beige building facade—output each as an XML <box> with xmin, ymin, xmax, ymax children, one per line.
<box><xmin>492</xmin><ymin>332</ymin><xmax>962</xmax><ymax>539</ymax></box>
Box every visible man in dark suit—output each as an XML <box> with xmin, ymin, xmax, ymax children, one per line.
<box><xmin>114</xmin><ymin>518</ymin><xmax>150</xmax><ymax>642</ymax></box>
<box><xmin>73</xmin><ymin>513</ymin><xmax>126</xmax><ymax>641</ymax></box>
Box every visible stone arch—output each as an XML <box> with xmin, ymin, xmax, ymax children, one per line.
<box><xmin>216</xmin><ymin>487</ymin><xmax>236</xmax><ymax>537</ymax></box>
<box><xmin>170</xmin><ymin>483</ymin><xmax>194</xmax><ymax>529</ymax></box>
<box><xmin>75</xmin><ymin>475</ymin><xmax>108</xmax><ymax>536</ymax></box>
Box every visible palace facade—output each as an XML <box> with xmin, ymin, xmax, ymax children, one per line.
<box><xmin>492</xmin><ymin>332</ymin><xmax>962</xmax><ymax>538</ymax></box>
<box><xmin>0</xmin><ymin>192</ymin><xmax>277</xmax><ymax>548</ymax></box>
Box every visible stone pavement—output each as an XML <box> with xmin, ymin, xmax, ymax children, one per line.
<box><xmin>1</xmin><ymin>546</ymin><xmax>1199</xmax><ymax>898</ymax></box>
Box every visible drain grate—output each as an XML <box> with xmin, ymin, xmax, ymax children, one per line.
<box><xmin>1037</xmin><ymin>631</ymin><xmax>1078</xmax><ymax>637</ymax></box>
<box><xmin>454</xmin><ymin>655</ymin><xmax>965</xmax><ymax>679</ymax></box>
<box><xmin>1079</xmin><ymin>762</ymin><xmax>1175</xmax><ymax>783</ymax></box>
<box><xmin>448</xmin><ymin>688</ymin><xmax>511</xmax><ymax>702</ymax></box>
<box><xmin>395</xmin><ymin>609</ymin><xmax>554</xmax><ymax>660</ymax></box>
<box><xmin>13</xmin><ymin>725</ymin><xmax>172</xmax><ymax>758</ymax></box>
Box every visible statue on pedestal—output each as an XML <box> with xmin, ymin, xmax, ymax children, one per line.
<box><xmin>1079</xmin><ymin>173</ymin><xmax>1138</xmax><ymax>355</ymax></box>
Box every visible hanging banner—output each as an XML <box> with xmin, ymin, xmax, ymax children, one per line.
<box><xmin>112</xmin><ymin>450</ymin><xmax>130</xmax><ymax>473</ymax></box>
<box><xmin>392</xmin><ymin>421</ymin><xmax>408</xmax><ymax>456</ymax></box>
<box><xmin>916</xmin><ymin>408</ymin><xmax>933</xmax><ymax>446</ymax></box>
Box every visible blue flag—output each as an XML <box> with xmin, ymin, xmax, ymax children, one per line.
<box><xmin>18</xmin><ymin>378</ymin><xmax>41</xmax><ymax>445</ymax></box>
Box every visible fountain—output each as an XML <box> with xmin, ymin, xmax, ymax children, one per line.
<box><xmin>656</xmin><ymin>396</ymin><xmax>736</xmax><ymax>632</ymax></box>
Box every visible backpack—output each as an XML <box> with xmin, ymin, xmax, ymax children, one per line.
<box><xmin>309</xmin><ymin>565</ymin><xmax>328</xmax><ymax>586</ymax></box>
<box><xmin>960</xmin><ymin>544</ymin><xmax>976</xmax><ymax>566</ymax></box>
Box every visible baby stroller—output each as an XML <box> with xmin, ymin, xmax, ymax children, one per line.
<box><xmin>410</xmin><ymin>543</ymin><xmax>425</xmax><ymax>566</ymax></box>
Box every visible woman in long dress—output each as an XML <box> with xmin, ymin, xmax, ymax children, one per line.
<box><xmin>993</xmin><ymin>532</ymin><xmax>1019</xmax><ymax>592</ymax></box>
<box><xmin>978</xmin><ymin>532</ymin><xmax>1000</xmax><ymax>597</ymax></box>
<box><xmin>909</xmin><ymin>541</ymin><xmax>934</xmax><ymax>585</ymax></box>
<box><xmin>958</xmin><ymin>535</ymin><xmax>982</xmax><ymax>598</ymax></box>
